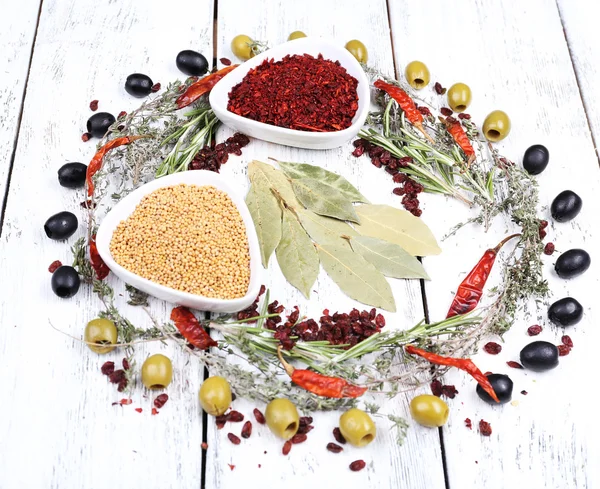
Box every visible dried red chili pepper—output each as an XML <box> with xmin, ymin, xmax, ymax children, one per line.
<box><xmin>327</xmin><ymin>442</ymin><xmax>343</xmax><ymax>453</ymax></box>
<box><xmin>483</xmin><ymin>342</ymin><xmax>502</xmax><ymax>355</ymax></box>
<box><xmin>89</xmin><ymin>235</ymin><xmax>110</xmax><ymax>280</ymax></box>
<box><xmin>176</xmin><ymin>65</ymin><xmax>238</xmax><ymax>109</ymax></box>
<box><xmin>48</xmin><ymin>260</ymin><xmax>62</xmax><ymax>273</ymax></box>
<box><xmin>253</xmin><ymin>408</ymin><xmax>266</xmax><ymax>424</ymax></box>
<box><xmin>440</xmin><ymin>115</ymin><xmax>476</xmax><ymax>165</ymax></box>
<box><xmin>86</xmin><ymin>135</ymin><xmax>148</xmax><ymax>196</ymax></box>
<box><xmin>227</xmin><ymin>433</ymin><xmax>241</xmax><ymax>445</ymax></box>
<box><xmin>349</xmin><ymin>460</ymin><xmax>366</xmax><ymax>472</ymax></box>
<box><xmin>170</xmin><ymin>306</ymin><xmax>218</xmax><ymax>350</ymax></box>
<box><xmin>277</xmin><ymin>347</ymin><xmax>366</xmax><ymax>398</ymax></box>
<box><xmin>446</xmin><ymin>234</ymin><xmax>520</xmax><ymax>318</ymax></box>
<box><xmin>404</xmin><ymin>345</ymin><xmax>500</xmax><ymax>403</ymax></box>
<box><xmin>282</xmin><ymin>440</ymin><xmax>292</xmax><ymax>455</ymax></box>
<box><xmin>373</xmin><ymin>79</ymin><xmax>434</xmax><ymax>143</ymax></box>
<box><xmin>241</xmin><ymin>421</ymin><xmax>252</xmax><ymax>439</ymax></box>
<box><xmin>333</xmin><ymin>427</ymin><xmax>347</xmax><ymax>444</ymax></box>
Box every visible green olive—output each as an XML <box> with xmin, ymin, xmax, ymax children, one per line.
<box><xmin>339</xmin><ymin>408</ymin><xmax>376</xmax><ymax>447</ymax></box>
<box><xmin>405</xmin><ymin>61</ymin><xmax>430</xmax><ymax>90</ymax></box>
<box><xmin>345</xmin><ymin>40</ymin><xmax>368</xmax><ymax>63</ymax></box>
<box><xmin>231</xmin><ymin>34</ymin><xmax>255</xmax><ymax>61</ymax></box>
<box><xmin>447</xmin><ymin>82</ymin><xmax>472</xmax><ymax>112</ymax></box>
<box><xmin>84</xmin><ymin>318</ymin><xmax>117</xmax><ymax>354</ymax></box>
<box><xmin>288</xmin><ymin>31</ymin><xmax>307</xmax><ymax>41</ymax></box>
<box><xmin>141</xmin><ymin>354</ymin><xmax>173</xmax><ymax>390</ymax></box>
<box><xmin>265</xmin><ymin>398</ymin><xmax>300</xmax><ymax>440</ymax></box>
<box><xmin>483</xmin><ymin>110</ymin><xmax>511</xmax><ymax>142</ymax></box>
<box><xmin>410</xmin><ymin>394</ymin><xmax>449</xmax><ymax>427</ymax></box>
<box><xmin>199</xmin><ymin>376</ymin><xmax>232</xmax><ymax>416</ymax></box>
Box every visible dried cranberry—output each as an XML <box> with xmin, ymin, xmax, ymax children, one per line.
<box><xmin>291</xmin><ymin>433</ymin><xmax>307</xmax><ymax>444</ymax></box>
<box><xmin>483</xmin><ymin>342</ymin><xmax>502</xmax><ymax>355</ymax></box>
<box><xmin>506</xmin><ymin>361</ymin><xmax>524</xmax><ymax>369</ymax></box>
<box><xmin>282</xmin><ymin>440</ymin><xmax>292</xmax><ymax>455</ymax></box>
<box><xmin>333</xmin><ymin>427</ymin><xmax>347</xmax><ymax>444</ymax></box>
<box><xmin>527</xmin><ymin>325</ymin><xmax>542</xmax><ymax>336</ymax></box>
<box><xmin>48</xmin><ymin>260</ymin><xmax>62</xmax><ymax>273</ymax></box>
<box><xmin>430</xmin><ymin>379</ymin><xmax>443</xmax><ymax>397</ymax></box>
<box><xmin>81</xmin><ymin>132</ymin><xmax>91</xmax><ymax>142</ymax></box>
<box><xmin>464</xmin><ymin>418</ymin><xmax>472</xmax><ymax>429</ymax></box>
<box><xmin>349</xmin><ymin>460</ymin><xmax>366</xmax><ymax>472</ymax></box>
<box><xmin>299</xmin><ymin>416</ymin><xmax>313</xmax><ymax>427</ymax></box>
<box><xmin>327</xmin><ymin>442</ymin><xmax>343</xmax><ymax>453</ymax></box>
<box><xmin>227</xmin><ymin>433</ymin><xmax>241</xmax><ymax>445</ymax></box>
<box><xmin>117</xmin><ymin>379</ymin><xmax>128</xmax><ymax>392</ymax></box>
<box><xmin>441</xmin><ymin>385</ymin><xmax>458</xmax><ymax>399</ymax></box>
<box><xmin>478</xmin><ymin>420</ymin><xmax>492</xmax><ymax>436</ymax></box>
<box><xmin>434</xmin><ymin>82</ymin><xmax>446</xmax><ymax>95</ymax></box>
<box><xmin>220</xmin><ymin>57</ymin><xmax>232</xmax><ymax>66</ymax></box>
<box><xmin>539</xmin><ymin>220</ymin><xmax>549</xmax><ymax>229</ymax></box>
<box><xmin>440</xmin><ymin>107</ymin><xmax>453</xmax><ymax>116</ymax></box>
<box><xmin>561</xmin><ymin>335</ymin><xmax>573</xmax><ymax>348</ymax></box>
<box><xmin>253</xmin><ymin>408</ymin><xmax>266</xmax><ymax>424</ymax></box>
<box><xmin>154</xmin><ymin>394</ymin><xmax>169</xmax><ymax>409</ymax></box>
<box><xmin>108</xmin><ymin>369</ymin><xmax>126</xmax><ymax>384</ymax></box>
<box><xmin>544</xmin><ymin>243</ymin><xmax>555</xmax><ymax>255</ymax></box>
<box><xmin>352</xmin><ymin>146</ymin><xmax>365</xmax><ymax>157</ymax></box>
<box><xmin>101</xmin><ymin>361</ymin><xmax>115</xmax><ymax>376</ymax></box>
<box><xmin>393</xmin><ymin>187</ymin><xmax>405</xmax><ymax>196</ymax></box>
<box><xmin>457</xmin><ymin>113</ymin><xmax>471</xmax><ymax>120</ymax></box>
<box><xmin>89</xmin><ymin>100</ymin><xmax>99</xmax><ymax>111</ymax></box>
<box><xmin>557</xmin><ymin>345</ymin><xmax>571</xmax><ymax>356</ymax></box>
<box><xmin>241</xmin><ymin>421</ymin><xmax>252</xmax><ymax>439</ymax></box>
<box><xmin>151</xmin><ymin>83</ymin><xmax>161</xmax><ymax>92</ymax></box>
<box><xmin>122</xmin><ymin>358</ymin><xmax>130</xmax><ymax>370</ymax></box>
<box><xmin>417</xmin><ymin>106</ymin><xmax>432</xmax><ymax>117</ymax></box>
<box><xmin>539</xmin><ymin>229</ymin><xmax>547</xmax><ymax>239</ymax></box>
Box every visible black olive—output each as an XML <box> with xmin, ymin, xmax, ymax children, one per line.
<box><xmin>51</xmin><ymin>266</ymin><xmax>81</xmax><ymax>298</ymax></box>
<box><xmin>44</xmin><ymin>211</ymin><xmax>78</xmax><ymax>240</ymax></box>
<box><xmin>87</xmin><ymin>112</ymin><xmax>116</xmax><ymax>138</ymax></box>
<box><xmin>550</xmin><ymin>190</ymin><xmax>582</xmax><ymax>222</ymax></box>
<box><xmin>57</xmin><ymin>162</ymin><xmax>87</xmax><ymax>188</ymax></box>
<box><xmin>522</xmin><ymin>144</ymin><xmax>549</xmax><ymax>175</ymax></box>
<box><xmin>476</xmin><ymin>373</ymin><xmax>513</xmax><ymax>404</ymax></box>
<box><xmin>520</xmin><ymin>341</ymin><xmax>559</xmax><ymax>372</ymax></box>
<box><xmin>125</xmin><ymin>73</ymin><xmax>154</xmax><ymax>97</ymax></box>
<box><xmin>555</xmin><ymin>249</ymin><xmax>591</xmax><ymax>279</ymax></box>
<box><xmin>176</xmin><ymin>50</ymin><xmax>209</xmax><ymax>76</ymax></box>
<box><xmin>548</xmin><ymin>297</ymin><xmax>583</xmax><ymax>327</ymax></box>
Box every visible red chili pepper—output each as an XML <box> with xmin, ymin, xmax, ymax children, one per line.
<box><xmin>86</xmin><ymin>135</ymin><xmax>148</xmax><ymax>196</ymax></box>
<box><xmin>277</xmin><ymin>347</ymin><xmax>366</xmax><ymax>398</ymax></box>
<box><xmin>404</xmin><ymin>345</ymin><xmax>500</xmax><ymax>403</ymax></box>
<box><xmin>176</xmin><ymin>65</ymin><xmax>239</xmax><ymax>109</ymax></box>
<box><xmin>89</xmin><ymin>234</ymin><xmax>110</xmax><ymax>280</ymax></box>
<box><xmin>440</xmin><ymin>116</ymin><xmax>475</xmax><ymax>165</ymax></box>
<box><xmin>446</xmin><ymin>234</ymin><xmax>520</xmax><ymax>318</ymax></box>
<box><xmin>170</xmin><ymin>306</ymin><xmax>218</xmax><ymax>350</ymax></box>
<box><xmin>374</xmin><ymin>79</ymin><xmax>435</xmax><ymax>143</ymax></box>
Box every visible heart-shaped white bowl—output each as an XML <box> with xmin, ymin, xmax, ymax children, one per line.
<box><xmin>96</xmin><ymin>171</ymin><xmax>262</xmax><ymax>313</ymax></box>
<box><xmin>210</xmin><ymin>38</ymin><xmax>370</xmax><ymax>150</ymax></box>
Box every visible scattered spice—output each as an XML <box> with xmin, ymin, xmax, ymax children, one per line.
<box><xmin>151</xmin><ymin>408</ymin><xmax>159</xmax><ymax>415</ymax></box>
<box><xmin>291</xmin><ymin>433</ymin><xmax>308</xmax><ymax>444</ymax></box>
<box><xmin>506</xmin><ymin>361</ymin><xmax>524</xmax><ymax>369</ymax></box>
<box><xmin>333</xmin><ymin>427</ymin><xmax>347</xmax><ymax>444</ymax></box>
<box><xmin>521</xmin><ymin>390</ymin><xmax>528</xmax><ymax>395</ymax></box>
<box><xmin>89</xmin><ymin>100</ymin><xmax>99</xmax><ymax>111</ymax></box>
<box><xmin>48</xmin><ymin>260</ymin><xmax>62</xmax><ymax>273</ymax></box>
<box><xmin>327</xmin><ymin>442</ymin><xmax>343</xmax><ymax>453</ymax></box>
<box><xmin>483</xmin><ymin>342</ymin><xmax>502</xmax><ymax>355</ymax></box>
<box><xmin>434</xmin><ymin>82</ymin><xmax>446</xmax><ymax>95</ymax></box>
<box><xmin>151</xmin><ymin>83</ymin><xmax>161</xmax><ymax>93</ymax></box>
<box><xmin>557</xmin><ymin>345</ymin><xmax>571</xmax><ymax>356</ymax></box>
<box><xmin>349</xmin><ymin>460</ymin><xmax>366</xmax><ymax>472</ymax></box>
<box><xmin>478</xmin><ymin>420</ymin><xmax>492</xmax><ymax>436</ymax></box>
<box><xmin>253</xmin><ymin>408</ymin><xmax>266</xmax><ymax>425</ymax></box>
<box><xmin>227</xmin><ymin>433</ymin><xmax>241</xmax><ymax>445</ymax></box>
<box><xmin>464</xmin><ymin>418</ymin><xmax>472</xmax><ymax>429</ymax></box>
<box><xmin>228</xmin><ymin>54</ymin><xmax>358</xmax><ymax>132</ymax></box>
<box><xmin>154</xmin><ymin>393</ymin><xmax>169</xmax><ymax>409</ymax></box>
<box><xmin>101</xmin><ymin>361</ymin><xmax>115</xmax><ymax>376</ymax></box>
<box><xmin>282</xmin><ymin>440</ymin><xmax>292</xmax><ymax>455</ymax></box>
<box><xmin>241</xmin><ymin>421</ymin><xmax>252</xmax><ymax>439</ymax></box>
<box><xmin>527</xmin><ymin>325</ymin><xmax>542</xmax><ymax>336</ymax></box>
<box><xmin>544</xmin><ymin>242</ymin><xmax>555</xmax><ymax>255</ymax></box>
<box><xmin>135</xmin><ymin>408</ymin><xmax>143</xmax><ymax>413</ymax></box>
<box><xmin>561</xmin><ymin>335</ymin><xmax>573</xmax><ymax>348</ymax></box>
<box><xmin>81</xmin><ymin>132</ymin><xmax>91</xmax><ymax>142</ymax></box>
<box><xmin>220</xmin><ymin>57</ymin><xmax>232</xmax><ymax>66</ymax></box>
<box><xmin>189</xmin><ymin>132</ymin><xmax>250</xmax><ymax>172</ymax></box>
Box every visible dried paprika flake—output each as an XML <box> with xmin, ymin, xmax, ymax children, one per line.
<box><xmin>227</xmin><ymin>54</ymin><xmax>359</xmax><ymax>132</ymax></box>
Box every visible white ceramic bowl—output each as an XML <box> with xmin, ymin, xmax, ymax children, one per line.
<box><xmin>209</xmin><ymin>38</ymin><xmax>370</xmax><ymax>150</ymax></box>
<box><xmin>96</xmin><ymin>171</ymin><xmax>262</xmax><ymax>313</ymax></box>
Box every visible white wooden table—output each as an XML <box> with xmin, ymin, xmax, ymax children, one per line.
<box><xmin>1</xmin><ymin>0</ymin><xmax>599</xmax><ymax>488</ymax></box>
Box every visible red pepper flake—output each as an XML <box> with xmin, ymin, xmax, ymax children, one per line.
<box><xmin>120</xmin><ymin>398</ymin><xmax>132</xmax><ymax>405</ymax></box>
<box><xmin>117</xmin><ymin>379</ymin><xmax>128</xmax><ymax>392</ymax></box>
<box><xmin>521</xmin><ymin>390</ymin><xmax>528</xmax><ymax>395</ymax></box>
<box><xmin>227</xmin><ymin>433</ymin><xmax>241</xmax><ymax>445</ymax></box>
<box><xmin>430</xmin><ymin>379</ymin><xmax>443</xmax><ymax>397</ymax></box>
<box><xmin>282</xmin><ymin>440</ymin><xmax>292</xmax><ymax>455</ymax></box>
<box><xmin>333</xmin><ymin>427</ymin><xmax>347</xmax><ymax>444</ymax></box>
<box><xmin>228</xmin><ymin>464</ymin><xmax>235</xmax><ymax>471</ymax></box>
<box><xmin>434</xmin><ymin>82</ymin><xmax>446</xmax><ymax>95</ymax></box>
<box><xmin>48</xmin><ymin>260</ymin><xmax>62</xmax><ymax>273</ymax></box>
<box><xmin>118</xmin><ymin>111</ymin><xmax>127</xmax><ymax>119</ymax></box>
<box><xmin>458</xmin><ymin>113</ymin><xmax>471</xmax><ymax>120</ymax></box>
<box><xmin>81</xmin><ymin>132</ymin><xmax>91</xmax><ymax>142</ymax></box>
<box><xmin>101</xmin><ymin>361</ymin><xmax>115</xmax><ymax>376</ymax></box>
<box><xmin>327</xmin><ymin>442</ymin><xmax>343</xmax><ymax>453</ymax></box>
<box><xmin>440</xmin><ymin>107</ymin><xmax>453</xmax><ymax>116</ymax></box>
<box><xmin>253</xmin><ymin>408</ymin><xmax>266</xmax><ymax>424</ymax></box>
<box><xmin>478</xmin><ymin>420</ymin><xmax>492</xmax><ymax>436</ymax></box>
<box><xmin>557</xmin><ymin>345</ymin><xmax>571</xmax><ymax>356</ymax></box>
<box><xmin>544</xmin><ymin>242</ymin><xmax>555</xmax><ymax>255</ymax></box>
<box><xmin>349</xmin><ymin>460</ymin><xmax>366</xmax><ymax>472</ymax></box>
<box><xmin>228</xmin><ymin>54</ymin><xmax>359</xmax><ymax>132</ymax></box>
<box><xmin>122</xmin><ymin>358</ymin><xmax>130</xmax><ymax>370</ymax></box>
<box><xmin>464</xmin><ymin>418</ymin><xmax>472</xmax><ymax>429</ymax></box>
<box><xmin>241</xmin><ymin>420</ymin><xmax>252</xmax><ymax>439</ymax></box>
<box><xmin>220</xmin><ymin>57</ymin><xmax>232</xmax><ymax>66</ymax></box>
<box><xmin>135</xmin><ymin>408</ymin><xmax>143</xmax><ymax>413</ymax></box>
<box><xmin>506</xmin><ymin>361</ymin><xmax>524</xmax><ymax>369</ymax></box>
<box><xmin>151</xmin><ymin>407</ymin><xmax>159</xmax><ymax>415</ymax></box>
<box><xmin>527</xmin><ymin>325</ymin><xmax>542</xmax><ymax>336</ymax></box>
<box><xmin>201</xmin><ymin>442</ymin><xmax>208</xmax><ymax>450</ymax></box>
<box><xmin>154</xmin><ymin>394</ymin><xmax>169</xmax><ymax>409</ymax></box>
<box><xmin>228</xmin><ymin>410</ymin><xmax>244</xmax><ymax>422</ymax></box>
<box><xmin>441</xmin><ymin>384</ymin><xmax>459</xmax><ymax>399</ymax></box>
<box><xmin>291</xmin><ymin>433</ymin><xmax>307</xmax><ymax>444</ymax></box>
<box><xmin>561</xmin><ymin>335</ymin><xmax>573</xmax><ymax>348</ymax></box>
<box><xmin>483</xmin><ymin>341</ymin><xmax>502</xmax><ymax>355</ymax></box>
<box><xmin>89</xmin><ymin>100</ymin><xmax>99</xmax><ymax>111</ymax></box>
<box><xmin>151</xmin><ymin>83</ymin><xmax>161</xmax><ymax>93</ymax></box>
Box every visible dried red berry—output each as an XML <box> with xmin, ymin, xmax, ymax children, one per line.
<box><xmin>89</xmin><ymin>100</ymin><xmax>99</xmax><ymax>111</ymax></box>
<box><xmin>241</xmin><ymin>421</ymin><xmax>252</xmax><ymax>439</ymax></box>
<box><xmin>117</xmin><ymin>379</ymin><xmax>128</xmax><ymax>392</ymax></box>
<box><xmin>539</xmin><ymin>220</ymin><xmax>549</xmax><ymax>229</ymax></box>
<box><xmin>291</xmin><ymin>433</ymin><xmax>307</xmax><ymax>444</ymax></box>
<box><xmin>154</xmin><ymin>394</ymin><xmax>169</xmax><ymax>409</ymax></box>
<box><xmin>527</xmin><ymin>325</ymin><xmax>542</xmax><ymax>336</ymax></box>
<box><xmin>299</xmin><ymin>416</ymin><xmax>313</xmax><ymax>427</ymax></box>
<box><xmin>216</xmin><ymin>416</ymin><xmax>227</xmax><ymax>430</ymax></box>
<box><xmin>430</xmin><ymin>379</ymin><xmax>443</xmax><ymax>397</ymax></box>
<box><xmin>48</xmin><ymin>260</ymin><xmax>63</xmax><ymax>273</ymax></box>
<box><xmin>326</xmin><ymin>442</ymin><xmax>343</xmax><ymax>453</ymax></box>
<box><xmin>561</xmin><ymin>335</ymin><xmax>573</xmax><ymax>348</ymax></box>
<box><xmin>440</xmin><ymin>107</ymin><xmax>453</xmax><ymax>116</ymax></box>
<box><xmin>227</xmin><ymin>433</ymin><xmax>241</xmax><ymax>445</ymax></box>
<box><xmin>464</xmin><ymin>418</ymin><xmax>472</xmax><ymax>429</ymax></box>
<box><xmin>220</xmin><ymin>57</ymin><xmax>232</xmax><ymax>66</ymax></box>
<box><xmin>253</xmin><ymin>408</ymin><xmax>266</xmax><ymax>424</ymax></box>
<box><xmin>506</xmin><ymin>361</ymin><xmax>524</xmax><ymax>369</ymax></box>
<box><xmin>118</xmin><ymin>111</ymin><xmax>127</xmax><ymax>119</ymax></box>
<box><xmin>282</xmin><ymin>440</ymin><xmax>292</xmax><ymax>455</ymax></box>
<box><xmin>521</xmin><ymin>390</ymin><xmax>528</xmax><ymax>395</ymax></box>
<box><xmin>151</xmin><ymin>83</ymin><xmax>161</xmax><ymax>93</ymax></box>
<box><xmin>349</xmin><ymin>460</ymin><xmax>366</xmax><ymax>472</ymax></box>
<box><xmin>539</xmin><ymin>229</ymin><xmax>547</xmax><ymax>239</ymax></box>
<box><xmin>557</xmin><ymin>345</ymin><xmax>571</xmax><ymax>356</ymax></box>
<box><xmin>135</xmin><ymin>408</ymin><xmax>143</xmax><ymax>413</ymax></box>
<box><xmin>478</xmin><ymin>420</ymin><xmax>492</xmax><ymax>436</ymax></box>
<box><xmin>333</xmin><ymin>427</ymin><xmax>347</xmax><ymax>444</ymax></box>
<box><xmin>457</xmin><ymin>113</ymin><xmax>471</xmax><ymax>120</ymax></box>
<box><xmin>122</xmin><ymin>358</ymin><xmax>130</xmax><ymax>370</ymax></box>
<box><xmin>434</xmin><ymin>82</ymin><xmax>446</xmax><ymax>95</ymax></box>
<box><xmin>441</xmin><ymin>385</ymin><xmax>458</xmax><ymax>399</ymax></box>
<box><xmin>81</xmin><ymin>132</ymin><xmax>91</xmax><ymax>142</ymax></box>
<box><xmin>151</xmin><ymin>408</ymin><xmax>159</xmax><ymax>415</ymax></box>
<box><xmin>483</xmin><ymin>342</ymin><xmax>502</xmax><ymax>355</ymax></box>
<box><xmin>228</xmin><ymin>410</ymin><xmax>244</xmax><ymax>422</ymax></box>
<box><xmin>544</xmin><ymin>242</ymin><xmax>555</xmax><ymax>255</ymax></box>
<box><xmin>101</xmin><ymin>361</ymin><xmax>115</xmax><ymax>376</ymax></box>
<box><xmin>108</xmin><ymin>369</ymin><xmax>126</xmax><ymax>384</ymax></box>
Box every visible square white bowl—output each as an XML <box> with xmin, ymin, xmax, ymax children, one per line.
<box><xmin>95</xmin><ymin>171</ymin><xmax>262</xmax><ymax>313</ymax></box>
<box><xmin>209</xmin><ymin>37</ymin><xmax>370</xmax><ymax>150</ymax></box>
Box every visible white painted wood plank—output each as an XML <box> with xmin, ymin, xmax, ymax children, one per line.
<box><xmin>0</xmin><ymin>1</ymin><xmax>213</xmax><ymax>488</ymax></box>
<box><xmin>387</xmin><ymin>1</ymin><xmax>600</xmax><ymax>488</ymax></box>
<box><xmin>206</xmin><ymin>2</ymin><xmax>446</xmax><ymax>488</ymax></box>
<box><xmin>0</xmin><ymin>0</ymin><xmax>40</xmax><ymax>208</ymax></box>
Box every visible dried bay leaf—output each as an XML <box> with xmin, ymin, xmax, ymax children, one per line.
<box><xmin>276</xmin><ymin>160</ymin><xmax>369</xmax><ymax>203</ymax></box>
<box><xmin>354</xmin><ymin>204</ymin><xmax>441</xmax><ymax>256</ymax></box>
<box><xmin>317</xmin><ymin>243</ymin><xmax>396</xmax><ymax>312</ymax></box>
<box><xmin>291</xmin><ymin>177</ymin><xmax>360</xmax><ymax>223</ymax></box>
<box><xmin>349</xmin><ymin>235</ymin><xmax>429</xmax><ymax>279</ymax></box>
<box><xmin>248</xmin><ymin>160</ymin><xmax>301</xmax><ymax>208</ymax></box>
<box><xmin>246</xmin><ymin>179</ymin><xmax>282</xmax><ymax>268</ymax></box>
<box><xmin>296</xmin><ymin>209</ymin><xmax>357</xmax><ymax>248</ymax></box>
<box><xmin>276</xmin><ymin>208</ymin><xmax>320</xmax><ymax>298</ymax></box>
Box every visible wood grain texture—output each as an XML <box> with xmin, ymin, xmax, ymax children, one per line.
<box><xmin>0</xmin><ymin>1</ymin><xmax>213</xmax><ymax>488</ymax></box>
<box><xmin>387</xmin><ymin>0</ymin><xmax>600</xmax><ymax>488</ymax></box>
<box><xmin>0</xmin><ymin>0</ymin><xmax>40</xmax><ymax>214</ymax></box>
<box><xmin>205</xmin><ymin>1</ymin><xmax>447</xmax><ymax>488</ymax></box>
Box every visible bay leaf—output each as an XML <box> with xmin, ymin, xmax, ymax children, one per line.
<box><xmin>291</xmin><ymin>177</ymin><xmax>360</xmax><ymax>223</ymax></box>
<box><xmin>277</xmin><ymin>159</ymin><xmax>369</xmax><ymax>203</ymax></box>
<box><xmin>246</xmin><ymin>179</ymin><xmax>282</xmax><ymax>268</ymax></box>
<box><xmin>317</xmin><ymin>243</ymin><xmax>396</xmax><ymax>312</ymax></box>
<box><xmin>248</xmin><ymin>160</ymin><xmax>301</xmax><ymax>208</ymax></box>
<box><xmin>296</xmin><ymin>208</ymin><xmax>357</xmax><ymax>248</ymax></box>
<box><xmin>349</xmin><ymin>235</ymin><xmax>429</xmax><ymax>279</ymax></box>
<box><xmin>354</xmin><ymin>204</ymin><xmax>441</xmax><ymax>256</ymax></box>
<box><xmin>276</xmin><ymin>208</ymin><xmax>320</xmax><ymax>298</ymax></box>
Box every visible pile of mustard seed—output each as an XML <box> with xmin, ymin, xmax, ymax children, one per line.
<box><xmin>110</xmin><ymin>184</ymin><xmax>250</xmax><ymax>299</ymax></box>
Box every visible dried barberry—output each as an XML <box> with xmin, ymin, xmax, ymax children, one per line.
<box><xmin>434</xmin><ymin>82</ymin><xmax>446</xmax><ymax>95</ymax></box>
<box><xmin>521</xmin><ymin>390</ymin><xmax>528</xmax><ymax>395</ymax></box>
<box><xmin>151</xmin><ymin>83</ymin><xmax>161</xmax><ymax>92</ymax></box>
<box><xmin>441</xmin><ymin>385</ymin><xmax>458</xmax><ymax>399</ymax></box>
<box><xmin>440</xmin><ymin>107</ymin><xmax>453</xmax><ymax>116</ymax></box>
<box><xmin>220</xmin><ymin>57</ymin><xmax>232</xmax><ymax>66</ymax></box>
<box><xmin>48</xmin><ymin>260</ymin><xmax>63</xmax><ymax>273</ymax></box>
<box><xmin>291</xmin><ymin>433</ymin><xmax>307</xmax><ymax>444</ymax></box>
<box><xmin>561</xmin><ymin>335</ymin><xmax>573</xmax><ymax>348</ymax></box>
<box><xmin>241</xmin><ymin>421</ymin><xmax>252</xmax><ymax>439</ymax></box>
<box><xmin>118</xmin><ymin>111</ymin><xmax>127</xmax><ymax>119</ymax></box>
<box><xmin>349</xmin><ymin>460</ymin><xmax>366</xmax><ymax>472</ymax></box>
<box><xmin>154</xmin><ymin>393</ymin><xmax>169</xmax><ymax>409</ymax></box>
<box><xmin>539</xmin><ymin>229</ymin><xmax>547</xmax><ymax>239</ymax></box>
<box><xmin>457</xmin><ymin>113</ymin><xmax>471</xmax><ymax>120</ymax></box>
<box><xmin>333</xmin><ymin>427</ymin><xmax>347</xmax><ymax>444</ymax></box>
<box><xmin>108</xmin><ymin>369</ymin><xmax>126</xmax><ymax>384</ymax></box>
<box><xmin>89</xmin><ymin>100</ymin><xmax>99</xmax><ymax>111</ymax></box>
<box><xmin>122</xmin><ymin>358</ymin><xmax>130</xmax><ymax>370</ymax></box>
<box><xmin>282</xmin><ymin>440</ymin><xmax>292</xmax><ymax>455</ymax></box>
<box><xmin>228</xmin><ymin>410</ymin><xmax>244</xmax><ymax>422</ymax></box>
<box><xmin>506</xmin><ymin>361</ymin><xmax>524</xmax><ymax>369</ymax></box>
<box><xmin>464</xmin><ymin>418</ymin><xmax>472</xmax><ymax>429</ymax></box>
<box><xmin>527</xmin><ymin>325</ymin><xmax>542</xmax><ymax>336</ymax></box>
<box><xmin>101</xmin><ymin>361</ymin><xmax>115</xmax><ymax>376</ymax></box>
<box><xmin>483</xmin><ymin>342</ymin><xmax>502</xmax><ymax>355</ymax></box>
<box><xmin>430</xmin><ymin>379</ymin><xmax>443</xmax><ymax>397</ymax></box>
<box><xmin>544</xmin><ymin>242</ymin><xmax>556</xmax><ymax>255</ymax></box>
<box><xmin>227</xmin><ymin>433</ymin><xmax>241</xmax><ymax>445</ymax></box>
<box><xmin>478</xmin><ymin>420</ymin><xmax>492</xmax><ymax>436</ymax></box>
<box><xmin>81</xmin><ymin>132</ymin><xmax>91</xmax><ymax>142</ymax></box>
<box><xmin>253</xmin><ymin>408</ymin><xmax>266</xmax><ymax>424</ymax></box>
<box><xmin>327</xmin><ymin>442</ymin><xmax>343</xmax><ymax>453</ymax></box>
<box><xmin>557</xmin><ymin>345</ymin><xmax>571</xmax><ymax>356</ymax></box>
